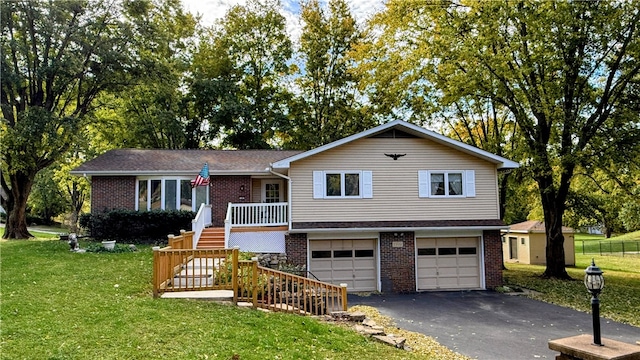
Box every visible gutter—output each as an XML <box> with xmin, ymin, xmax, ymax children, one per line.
<box><xmin>269</xmin><ymin>168</ymin><xmax>292</xmax><ymax>231</ymax></box>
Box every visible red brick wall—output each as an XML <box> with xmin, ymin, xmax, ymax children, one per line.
<box><xmin>379</xmin><ymin>232</ymin><xmax>416</xmax><ymax>293</ymax></box>
<box><xmin>483</xmin><ymin>229</ymin><xmax>503</xmax><ymax>288</ymax></box>
<box><xmin>210</xmin><ymin>175</ymin><xmax>252</xmax><ymax>226</ymax></box>
<box><xmin>91</xmin><ymin>176</ymin><xmax>136</xmax><ymax>213</ymax></box>
<box><xmin>285</xmin><ymin>233</ymin><xmax>307</xmax><ymax>267</ymax></box>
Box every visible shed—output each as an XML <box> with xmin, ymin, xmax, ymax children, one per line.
<box><xmin>501</xmin><ymin>221</ymin><xmax>575</xmax><ymax>266</ymax></box>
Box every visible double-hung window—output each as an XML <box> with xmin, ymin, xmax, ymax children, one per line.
<box><xmin>313</xmin><ymin>171</ymin><xmax>373</xmax><ymax>199</ymax></box>
<box><xmin>418</xmin><ymin>170</ymin><xmax>475</xmax><ymax>198</ymax></box>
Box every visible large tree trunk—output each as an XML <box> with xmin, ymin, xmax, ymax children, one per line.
<box><xmin>3</xmin><ymin>172</ymin><xmax>34</xmax><ymax>239</ymax></box>
<box><xmin>539</xmin><ymin>176</ymin><xmax>571</xmax><ymax>279</ymax></box>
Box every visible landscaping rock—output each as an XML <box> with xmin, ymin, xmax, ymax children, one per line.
<box><xmin>373</xmin><ymin>335</ymin><xmax>407</xmax><ymax>349</ymax></box>
<box><xmin>348</xmin><ymin>311</ymin><xmax>366</xmax><ymax>322</ymax></box>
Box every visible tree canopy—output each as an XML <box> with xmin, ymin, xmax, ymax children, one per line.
<box><xmin>356</xmin><ymin>0</ymin><xmax>640</xmax><ymax>277</ymax></box>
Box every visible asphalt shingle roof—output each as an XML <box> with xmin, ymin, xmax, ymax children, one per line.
<box><xmin>507</xmin><ymin>220</ymin><xmax>574</xmax><ymax>233</ymax></box>
<box><xmin>71</xmin><ymin>149</ymin><xmax>303</xmax><ymax>175</ymax></box>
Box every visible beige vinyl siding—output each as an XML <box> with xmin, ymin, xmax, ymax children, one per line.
<box><xmin>251</xmin><ymin>179</ymin><xmax>261</xmax><ymax>203</ymax></box>
<box><xmin>289</xmin><ymin>137</ymin><xmax>500</xmax><ymax>223</ymax></box>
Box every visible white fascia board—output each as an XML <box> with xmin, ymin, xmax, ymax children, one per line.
<box><xmin>289</xmin><ymin>225</ymin><xmax>509</xmax><ymax>234</ymax></box>
<box><xmin>271</xmin><ymin>120</ymin><xmax>520</xmax><ymax>170</ymax></box>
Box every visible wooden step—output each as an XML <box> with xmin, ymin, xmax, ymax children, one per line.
<box><xmin>197</xmin><ymin>227</ymin><xmax>225</xmax><ymax>249</ymax></box>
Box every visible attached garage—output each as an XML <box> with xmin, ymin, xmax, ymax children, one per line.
<box><xmin>416</xmin><ymin>237</ymin><xmax>481</xmax><ymax>290</ymax></box>
<box><xmin>309</xmin><ymin>239</ymin><xmax>377</xmax><ymax>292</ymax></box>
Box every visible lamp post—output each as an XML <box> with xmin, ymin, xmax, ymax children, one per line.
<box><xmin>584</xmin><ymin>259</ymin><xmax>605</xmax><ymax>346</ymax></box>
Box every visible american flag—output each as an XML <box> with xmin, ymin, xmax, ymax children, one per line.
<box><xmin>191</xmin><ymin>163</ymin><xmax>210</xmax><ymax>187</ymax></box>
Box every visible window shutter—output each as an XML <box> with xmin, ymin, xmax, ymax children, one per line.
<box><xmin>418</xmin><ymin>170</ymin><xmax>429</xmax><ymax>198</ymax></box>
<box><xmin>465</xmin><ymin>170</ymin><xmax>476</xmax><ymax>197</ymax></box>
<box><xmin>313</xmin><ymin>171</ymin><xmax>324</xmax><ymax>199</ymax></box>
<box><xmin>362</xmin><ymin>171</ymin><xmax>373</xmax><ymax>198</ymax></box>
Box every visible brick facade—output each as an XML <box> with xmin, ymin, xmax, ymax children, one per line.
<box><xmin>379</xmin><ymin>232</ymin><xmax>416</xmax><ymax>293</ymax></box>
<box><xmin>285</xmin><ymin>233</ymin><xmax>307</xmax><ymax>267</ymax></box>
<box><xmin>483</xmin><ymin>229</ymin><xmax>503</xmax><ymax>289</ymax></box>
<box><xmin>91</xmin><ymin>176</ymin><xmax>136</xmax><ymax>213</ymax></box>
<box><xmin>210</xmin><ymin>175</ymin><xmax>252</xmax><ymax>226</ymax></box>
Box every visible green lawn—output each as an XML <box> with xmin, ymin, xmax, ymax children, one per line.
<box><xmin>575</xmin><ymin>231</ymin><xmax>640</xmax><ymax>255</ymax></box>
<box><xmin>503</xmin><ymin>253</ymin><xmax>640</xmax><ymax>327</ymax></box>
<box><xmin>1</xmin><ymin>239</ymin><xmax>428</xmax><ymax>360</ymax></box>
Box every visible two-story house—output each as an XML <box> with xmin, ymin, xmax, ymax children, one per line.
<box><xmin>72</xmin><ymin>120</ymin><xmax>519</xmax><ymax>293</ymax></box>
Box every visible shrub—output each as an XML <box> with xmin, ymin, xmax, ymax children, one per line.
<box><xmin>79</xmin><ymin>209</ymin><xmax>195</xmax><ymax>244</ymax></box>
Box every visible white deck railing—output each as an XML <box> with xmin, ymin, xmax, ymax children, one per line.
<box><xmin>191</xmin><ymin>203</ymin><xmax>212</xmax><ymax>248</ymax></box>
<box><xmin>226</xmin><ymin>202</ymin><xmax>288</xmax><ymax>227</ymax></box>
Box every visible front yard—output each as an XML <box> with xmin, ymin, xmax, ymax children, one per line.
<box><xmin>503</xmin><ymin>253</ymin><xmax>640</xmax><ymax>327</ymax></box>
<box><xmin>0</xmin><ymin>239</ymin><xmax>442</xmax><ymax>360</ymax></box>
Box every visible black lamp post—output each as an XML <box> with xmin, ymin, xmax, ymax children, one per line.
<box><xmin>584</xmin><ymin>259</ymin><xmax>605</xmax><ymax>346</ymax></box>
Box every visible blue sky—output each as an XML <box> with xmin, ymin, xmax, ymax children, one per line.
<box><xmin>181</xmin><ymin>0</ymin><xmax>385</xmax><ymax>40</ymax></box>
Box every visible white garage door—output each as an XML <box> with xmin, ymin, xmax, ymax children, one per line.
<box><xmin>416</xmin><ymin>237</ymin><xmax>481</xmax><ymax>290</ymax></box>
<box><xmin>309</xmin><ymin>239</ymin><xmax>377</xmax><ymax>292</ymax></box>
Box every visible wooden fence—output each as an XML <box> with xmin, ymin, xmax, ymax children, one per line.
<box><xmin>153</xmin><ymin>230</ymin><xmax>347</xmax><ymax>316</ymax></box>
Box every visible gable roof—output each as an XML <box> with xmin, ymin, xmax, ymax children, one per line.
<box><xmin>70</xmin><ymin>149</ymin><xmax>302</xmax><ymax>176</ymax></box>
<box><xmin>271</xmin><ymin>120</ymin><xmax>520</xmax><ymax>170</ymax></box>
<box><xmin>504</xmin><ymin>220</ymin><xmax>575</xmax><ymax>234</ymax></box>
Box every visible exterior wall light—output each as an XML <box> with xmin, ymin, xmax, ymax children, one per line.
<box><xmin>584</xmin><ymin>259</ymin><xmax>604</xmax><ymax>346</ymax></box>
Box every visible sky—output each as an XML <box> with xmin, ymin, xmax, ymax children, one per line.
<box><xmin>180</xmin><ymin>0</ymin><xmax>386</xmax><ymax>40</ymax></box>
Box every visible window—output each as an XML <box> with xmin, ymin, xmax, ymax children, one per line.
<box><xmin>418</xmin><ymin>170</ymin><xmax>475</xmax><ymax>198</ymax></box>
<box><xmin>311</xmin><ymin>250</ymin><xmax>331</xmax><ymax>259</ymax></box>
<box><xmin>313</xmin><ymin>171</ymin><xmax>373</xmax><ymax>199</ymax></box>
<box><xmin>136</xmin><ymin>177</ymin><xmax>208</xmax><ymax>211</ymax></box>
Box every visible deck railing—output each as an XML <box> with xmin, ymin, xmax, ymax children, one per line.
<box><xmin>153</xmin><ymin>231</ymin><xmax>238</xmax><ymax>299</ymax></box>
<box><xmin>191</xmin><ymin>204</ymin><xmax>212</xmax><ymax>248</ymax></box>
<box><xmin>236</xmin><ymin>259</ymin><xmax>347</xmax><ymax>316</ymax></box>
<box><xmin>153</xmin><ymin>231</ymin><xmax>347</xmax><ymax>316</ymax></box>
<box><xmin>228</xmin><ymin>202</ymin><xmax>288</xmax><ymax>227</ymax></box>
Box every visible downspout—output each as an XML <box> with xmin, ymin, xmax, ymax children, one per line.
<box><xmin>269</xmin><ymin>168</ymin><xmax>291</xmax><ymax>230</ymax></box>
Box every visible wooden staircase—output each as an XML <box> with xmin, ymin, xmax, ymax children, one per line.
<box><xmin>196</xmin><ymin>227</ymin><xmax>225</xmax><ymax>249</ymax></box>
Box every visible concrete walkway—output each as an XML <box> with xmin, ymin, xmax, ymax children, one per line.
<box><xmin>349</xmin><ymin>291</ymin><xmax>640</xmax><ymax>360</ymax></box>
<box><xmin>160</xmin><ymin>290</ymin><xmax>234</xmax><ymax>301</ymax></box>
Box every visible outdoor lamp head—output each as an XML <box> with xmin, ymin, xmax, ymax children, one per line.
<box><xmin>584</xmin><ymin>259</ymin><xmax>604</xmax><ymax>293</ymax></box>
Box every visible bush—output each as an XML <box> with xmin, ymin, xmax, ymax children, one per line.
<box><xmin>79</xmin><ymin>209</ymin><xmax>195</xmax><ymax>244</ymax></box>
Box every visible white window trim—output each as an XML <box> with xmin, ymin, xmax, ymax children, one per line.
<box><xmin>135</xmin><ymin>177</ymin><xmax>209</xmax><ymax>211</ymax></box>
<box><xmin>418</xmin><ymin>170</ymin><xmax>475</xmax><ymax>198</ymax></box>
<box><xmin>313</xmin><ymin>170</ymin><xmax>373</xmax><ymax>199</ymax></box>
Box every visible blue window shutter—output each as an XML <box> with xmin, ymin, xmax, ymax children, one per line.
<box><xmin>418</xmin><ymin>170</ymin><xmax>429</xmax><ymax>198</ymax></box>
<box><xmin>313</xmin><ymin>171</ymin><xmax>324</xmax><ymax>199</ymax></box>
<box><xmin>362</xmin><ymin>171</ymin><xmax>373</xmax><ymax>198</ymax></box>
<box><xmin>465</xmin><ymin>170</ymin><xmax>476</xmax><ymax>197</ymax></box>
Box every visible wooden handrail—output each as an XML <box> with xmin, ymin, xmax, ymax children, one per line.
<box><xmin>153</xmin><ymin>231</ymin><xmax>347</xmax><ymax>316</ymax></box>
<box><xmin>235</xmin><ymin>259</ymin><xmax>347</xmax><ymax>316</ymax></box>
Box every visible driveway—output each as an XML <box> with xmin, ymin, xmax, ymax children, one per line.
<box><xmin>348</xmin><ymin>291</ymin><xmax>640</xmax><ymax>359</ymax></box>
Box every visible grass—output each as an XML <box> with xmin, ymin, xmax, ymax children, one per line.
<box><xmin>575</xmin><ymin>231</ymin><xmax>640</xmax><ymax>255</ymax></box>
<box><xmin>503</xmin><ymin>252</ymin><xmax>640</xmax><ymax>327</ymax></box>
<box><xmin>1</xmin><ymin>239</ymin><xmax>434</xmax><ymax>360</ymax></box>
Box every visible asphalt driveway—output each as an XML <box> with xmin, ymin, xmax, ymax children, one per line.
<box><xmin>348</xmin><ymin>291</ymin><xmax>640</xmax><ymax>359</ymax></box>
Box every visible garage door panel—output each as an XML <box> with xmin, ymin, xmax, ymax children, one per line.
<box><xmin>458</xmin><ymin>257</ymin><xmax>478</xmax><ymax>266</ymax></box>
<box><xmin>309</xmin><ymin>239</ymin><xmax>377</xmax><ymax>292</ymax></box>
<box><xmin>437</xmin><ymin>258</ymin><xmax>458</xmax><ymax>267</ymax></box>
<box><xmin>416</xmin><ymin>237</ymin><xmax>481</xmax><ymax>290</ymax></box>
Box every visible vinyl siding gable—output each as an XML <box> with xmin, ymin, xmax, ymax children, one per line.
<box><xmin>289</xmin><ymin>137</ymin><xmax>500</xmax><ymax>223</ymax></box>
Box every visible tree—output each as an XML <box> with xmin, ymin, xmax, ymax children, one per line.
<box><xmin>27</xmin><ymin>167</ymin><xmax>68</xmax><ymax>225</ymax></box>
<box><xmin>359</xmin><ymin>1</ymin><xmax>640</xmax><ymax>278</ymax></box>
<box><xmin>286</xmin><ymin>0</ymin><xmax>374</xmax><ymax>149</ymax></box>
<box><xmin>194</xmin><ymin>0</ymin><xmax>293</xmax><ymax>149</ymax></box>
<box><xmin>118</xmin><ymin>0</ymin><xmax>199</xmax><ymax>149</ymax></box>
<box><xmin>0</xmin><ymin>0</ymin><xmax>191</xmax><ymax>239</ymax></box>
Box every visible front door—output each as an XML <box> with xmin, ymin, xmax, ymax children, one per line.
<box><xmin>261</xmin><ymin>179</ymin><xmax>283</xmax><ymax>203</ymax></box>
<box><xmin>509</xmin><ymin>237</ymin><xmax>518</xmax><ymax>260</ymax></box>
